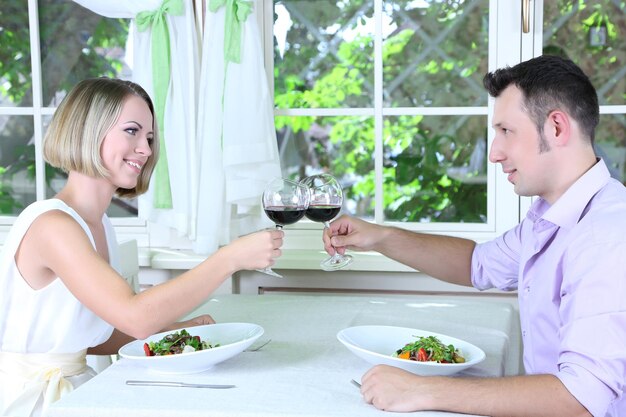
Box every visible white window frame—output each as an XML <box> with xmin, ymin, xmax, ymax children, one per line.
<box><xmin>260</xmin><ymin>0</ymin><xmax>524</xmax><ymax>253</ymax></box>
<box><xmin>3</xmin><ymin>1</ymin><xmax>561</xmax><ymax>270</ymax></box>
<box><xmin>0</xmin><ymin>0</ymin><xmax>153</xmax><ymax>246</ymax></box>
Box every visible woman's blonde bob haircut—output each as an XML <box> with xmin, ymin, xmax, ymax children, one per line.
<box><xmin>43</xmin><ymin>77</ymin><xmax>159</xmax><ymax>198</ymax></box>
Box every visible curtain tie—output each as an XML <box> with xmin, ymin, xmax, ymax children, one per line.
<box><xmin>136</xmin><ymin>0</ymin><xmax>184</xmax><ymax>32</ymax></box>
<box><xmin>209</xmin><ymin>0</ymin><xmax>253</xmax><ymax>64</ymax></box>
<box><xmin>136</xmin><ymin>0</ymin><xmax>184</xmax><ymax>209</ymax></box>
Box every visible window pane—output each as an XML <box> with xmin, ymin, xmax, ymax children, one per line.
<box><xmin>0</xmin><ymin>115</ymin><xmax>36</xmax><ymax>215</ymax></box>
<box><xmin>106</xmin><ymin>198</ymin><xmax>137</xmax><ymax>217</ymax></box>
<box><xmin>543</xmin><ymin>0</ymin><xmax>626</xmax><ymax>105</ymax></box>
<box><xmin>277</xmin><ymin>115</ymin><xmax>375</xmax><ymax>218</ymax></box>
<box><xmin>596</xmin><ymin>114</ymin><xmax>626</xmax><ymax>184</ymax></box>
<box><xmin>274</xmin><ymin>0</ymin><xmax>375</xmax><ymax>109</ymax></box>
<box><xmin>0</xmin><ymin>2</ymin><xmax>32</xmax><ymax>107</ymax></box>
<box><xmin>39</xmin><ymin>1</ymin><xmax>131</xmax><ymax>106</ymax></box>
<box><xmin>384</xmin><ymin>115</ymin><xmax>487</xmax><ymax>223</ymax></box>
<box><xmin>383</xmin><ymin>0</ymin><xmax>489</xmax><ymax>107</ymax></box>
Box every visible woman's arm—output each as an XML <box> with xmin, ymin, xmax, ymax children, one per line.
<box><xmin>86</xmin><ymin>315</ymin><xmax>217</xmax><ymax>355</ymax></box>
<box><xmin>20</xmin><ymin>210</ymin><xmax>282</xmax><ymax>339</ymax></box>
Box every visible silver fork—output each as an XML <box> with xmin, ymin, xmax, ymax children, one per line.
<box><xmin>245</xmin><ymin>338</ymin><xmax>272</xmax><ymax>352</ymax></box>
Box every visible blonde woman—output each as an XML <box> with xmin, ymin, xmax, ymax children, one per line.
<box><xmin>0</xmin><ymin>78</ymin><xmax>283</xmax><ymax>416</ymax></box>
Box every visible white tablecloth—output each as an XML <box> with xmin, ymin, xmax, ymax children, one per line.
<box><xmin>48</xmin><ymin>294</ymin><xmax>520</xmax><ymax>417</ymax></box>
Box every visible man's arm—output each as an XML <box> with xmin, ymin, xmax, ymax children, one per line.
<box><xmin>361</xmin><ymin>365</ymin><xmax>592</xmax><ymax>417</ymax></box>
<box><xmin>373</xmin><ymin>226</ymin><xmax>475</xmax><ymax>287</ymax></box>
<box><xmin>325</xmin><ymin>215</ymin><xmax>475</xmax><ymax>287</ymax></box>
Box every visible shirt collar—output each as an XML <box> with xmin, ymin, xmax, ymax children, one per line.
<box><xmin>527</xmin><ymin>158</ymin><xmax>611</xmax><ymax>229</ymax></box>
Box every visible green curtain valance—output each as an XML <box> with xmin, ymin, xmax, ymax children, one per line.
<box><xmin>136</xmin><ymin>0</ymin><xmax>184</xmax><ymax>208</ymax></box>
<box><xmin>209</xmin><ymin>0</ymin><xmax>253</xmax><ymax>64</ymax></box>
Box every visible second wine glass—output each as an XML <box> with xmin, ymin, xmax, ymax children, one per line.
<box><xmin>301</xmin><ymin>173</ymin><xmax>353</xmax><ymax>271</ymax></box>
<box><xmin>260</xmin><ymin>178</ymin><xmax>310</xmax><ymax>278</ymax></box>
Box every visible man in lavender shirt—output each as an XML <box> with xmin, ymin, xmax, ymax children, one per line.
<box><xmin>323</xmin><ymin>55</ymin><xmax>625</xmax><ymax>417</ymax></box>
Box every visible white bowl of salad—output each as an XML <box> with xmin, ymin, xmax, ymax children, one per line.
<box><xmin>118</xmin><ymin>322</ymin><xmax>263</xmax><ymax>374</ymax></box>
<box><xmin>337</xmin><ymin>325</ymin><xmax>485</xmax><ymax>376</ymax></box>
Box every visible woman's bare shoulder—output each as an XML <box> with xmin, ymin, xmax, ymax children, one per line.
<box><xmin>24</xmin><ymin>209</ymin><xmax>94</xmax><ymax>252</ymax></box>
<box><xmin>30</xmin><ymin>208</ymin><xmax>84</xmax><ymax>230</ymax></box>
<box><xmin>16</xmin><ymin>208</ymin><xmax>94</xmax><ymax>288</ymax></box>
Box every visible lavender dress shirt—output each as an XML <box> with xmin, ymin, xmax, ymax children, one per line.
<box><xmin>472</xmin><ymin>159</ymin><xmax>626</xmax><ymax>417</ymax></box>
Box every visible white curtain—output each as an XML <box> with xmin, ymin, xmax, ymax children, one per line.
<box><xmin>72</xmin><ymin>0</ymin><xmax>280</xmax><ymax>254</ymax></box>
<box><xmin>194</xmin><ymin>0</ymin><xmax>280</xmax><ymax>254</ymax></box>
<box><xmin>72</xmin><ymin>0</ymin><xmax>201</xmax><ymax>239</ymax></box>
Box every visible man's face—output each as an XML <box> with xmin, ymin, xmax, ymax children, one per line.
<box><xmin>489</xmin><ymin>85</ymin><xmax>554</xmax><ymax>199</ymax></box>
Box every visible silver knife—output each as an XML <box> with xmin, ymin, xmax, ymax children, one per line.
<box><xmin>126</xmin><ymin>380</ymin><xmax>236</xmax><ymax>389</ymax></box>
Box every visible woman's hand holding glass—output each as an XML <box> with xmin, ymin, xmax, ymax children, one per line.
<box><xmin>259</xmin><ymin>178</ymin><xmax>310</xmax><ymax>278</ymax></box>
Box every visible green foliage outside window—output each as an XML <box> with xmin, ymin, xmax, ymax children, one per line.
<box><xmin>274</xmin><ymin>0</ymin><xmax>489</xmax><ymax>222</ymax></box>
<box><xmin>2</xmin><ymin>0</ymin><xmax>624</xmax><ymax>220</ymax></box>
<box><xmin>0</xmin><ymin>2</ymin><xmax>129</xmax><ymax>215</ymax></box>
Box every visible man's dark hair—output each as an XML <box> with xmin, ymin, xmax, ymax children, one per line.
<box><xmin>483</xmin><ymin>55</ymin><xmax>599</xmax><ymax>144</ymax></box>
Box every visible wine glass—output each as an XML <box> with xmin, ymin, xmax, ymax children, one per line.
<box><xmin>301</xmin><ymin>173</ymin><xmax>353</xmax><ymax>271</ymax></box>
<box><xmin>259</xmin><ymin>177</ymin><xmax>310</xmax><ymax>278</ymax></box>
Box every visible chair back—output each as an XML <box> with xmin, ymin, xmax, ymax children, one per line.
<box><xmin>118</xmin><ymin>239</ymin><xmax>139</xmax><ymax>293</ymax></box>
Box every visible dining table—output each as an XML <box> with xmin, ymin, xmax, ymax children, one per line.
<box><xmin>48</xmin><ymin>293</ymin><xmax>521</xmax><ymax>417</ymax></box>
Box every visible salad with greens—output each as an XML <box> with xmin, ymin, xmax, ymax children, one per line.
<box><xmin>393</xmin><ymin>335</ymin><xmax>465</xmax><ymax>363</ymax></box>
<box><xmin>143</xmin><ymin>329</ymin><xmax>220</xmax><ymax>356</ymax></box>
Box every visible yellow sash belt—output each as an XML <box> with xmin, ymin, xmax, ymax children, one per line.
<box><xmin>0</xmin><ymin>350</ymin><xmax>87</xmax><ymax>417</ymax></box>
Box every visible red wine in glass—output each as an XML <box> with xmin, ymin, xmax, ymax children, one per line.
<box><xmin>259</xmin><ymin>178</ymin><xmax>310</xmax><ymax>278</ymax></box>
<box><xmin>304</xmin><ymin>205</ymin><xmax>341</xmax><ymax>223</ymax></box>
<box><xmin>265</xmin><ymin>206</ymin><xmax>307</xmax><ymax>225</ymax></box>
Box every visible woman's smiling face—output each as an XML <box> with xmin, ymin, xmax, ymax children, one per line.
<box><xmin>100</xmin><ymin>94</ymin><xmax>154</xmax><ymax>190</ymax></box>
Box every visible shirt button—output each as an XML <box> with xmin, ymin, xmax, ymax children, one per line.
<box><xmin>525</xmin><ymin>287</ymin><xmax>531</xmax><ymax>294</ymax></box>
<box><xmin>522</xmin><ymin>330</ymin><xmax>527</xmax><ymax>337</ymax></box>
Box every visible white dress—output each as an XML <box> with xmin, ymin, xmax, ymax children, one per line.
<box><xmin>0</xmin><ymin>199</ymin><xmax>118</xmax><ymax>416</ymax></box>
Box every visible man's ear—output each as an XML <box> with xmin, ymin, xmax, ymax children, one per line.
<box><xmin>545</xmin><ymin>110</ymin><xmax>571</xmax><ymax>145</ymax></box>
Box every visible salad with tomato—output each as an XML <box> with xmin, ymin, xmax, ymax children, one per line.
<box><xmin>393</xmin><ymin>335</ymin><xmax>465</xmax><ymax>363</ymax></box>
<box><xmin>143</xmin><ymin>329</ymin><xmax>220</xmax><ymax>356</ymax></box>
